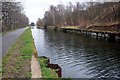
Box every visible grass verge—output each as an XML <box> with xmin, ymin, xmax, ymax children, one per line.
<box><xmin>38</xmin><ymin>57</ymin><xmax>58</xmax><ymax>78</ymax></box>
<box><xmin>2</xmin><ymin>28</ymin><xmax>34</xmax><ymax>78</ymax></box>
<box><xmin>38</xmin><ymin>57</ymin><xmax>72</xmax><ymax>80</ymax></box>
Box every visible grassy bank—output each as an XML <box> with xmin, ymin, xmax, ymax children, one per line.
<box><xmin>38</xmin><ymin>57</ymin><xmax>58</xmax><ymax>78</ymax></box>
<box><xmin>38</xmin><ymin>57</ymin><xmax>72</xmax><ymax>80</ymax></box>
<box><xmin>2</xmin><ymin>28</ymin><xmax>34</xmax><ymax>78</ymax></box>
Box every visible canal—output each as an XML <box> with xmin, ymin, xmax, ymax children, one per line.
<box><xmin>31</xmin><ymin>27</ymin><xmax>120</xmax><ymax>78</ymax></box>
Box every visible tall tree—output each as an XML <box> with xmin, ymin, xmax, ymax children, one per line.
<box><xmin>2</xmin><ymin>2</ymin><xmax>29</xmax><ymax>32</ymax></box>
<box><xmin>43</xmin><ymin>2</ymin><xmax>120</xmax><ymax>29</ymax></box>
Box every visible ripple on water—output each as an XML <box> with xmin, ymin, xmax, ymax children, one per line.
<box><xmin>32</xmin><ymin>29</ymin><xmax>120</xmax><ymax>78</ymax></box>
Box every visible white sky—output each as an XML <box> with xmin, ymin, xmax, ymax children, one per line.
<box><xmin>23</xmin><ymin>0</ymin><xmax>88</xmax><ymax>23</ymax></box>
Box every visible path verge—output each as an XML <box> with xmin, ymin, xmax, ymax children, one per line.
<box><xmin>31</xmin><ymin>54</ymin><xmax>42</xmax><ymax>78</ymax></box>
<box><xmin>2</xmin><ymin>28</ymin><xmax>35</xmax><ymax>78</ymax></box>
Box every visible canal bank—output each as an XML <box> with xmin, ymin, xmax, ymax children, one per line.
<box><xmin>45</xmin><ymin>23</ymin><xmax>120</xmax><ymax>41</ymax></box>
<box><xmin>31</xmin><ymin>27</ymin><xmax>62</xmax><ymax>78</ymax></box>
<box><xmin>32</xmin><ymin>27</ymin><xmax>120</xmax><ymax>78</ymax></box>
<box><xmin>59</xmin><ymin>27</ymin><xmax>120</xmax><ymax>41</ymax></box>
<box><xmin>2</xmin><ymin>27</ymin><xmax>61</xmax><ymax>78</ymax></box>
<box><xmin>58</xmin><ymin>23</ymin><xmax>120</xmax><ymax>41</ymax></box>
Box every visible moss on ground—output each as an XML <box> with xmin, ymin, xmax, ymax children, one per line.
<box><xmin>2</xmin><ymin>28</ymin><xmax>34</xmax><ymax>78</ymax></box>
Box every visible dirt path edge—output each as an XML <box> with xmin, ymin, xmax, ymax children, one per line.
<box><xmin>31</xmin><ymin>55</ymin><xmax>42</xmax><ymax>78</ymax></box>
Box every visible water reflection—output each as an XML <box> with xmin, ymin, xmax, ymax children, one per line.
<box><xmin>32</xmin><ymin>28</ymin><xmax>120</xmax><ymax>78</ymax></box>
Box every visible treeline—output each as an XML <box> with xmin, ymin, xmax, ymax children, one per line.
<box><xmin>37</xmin><ymin>2</ymin><xmax>120</xmax><ymax>29</ymax></box>
<box><xmin>1</xmin><ymin>2</ymin><xmax>29</xmax><ymax>32</ymax></box>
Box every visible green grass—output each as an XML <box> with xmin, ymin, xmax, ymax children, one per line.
<box><xmin>38</xmin><ymin>57</ymin><xmax>72</xmax><ymax>80</ymax></box>
<box><xmin>20</xmin><ymin>28</ymin><xmax>34</xmax><ymax>58</ymax></box>
<box><xmin>38</xmin><ymin>57</ymin><xmax>58</xmax><ymax>78</ymax></box>
<box><xmin>2</xmin><ymin>28</ymin><xmax>34</xmax><ymax>78</ymax></box>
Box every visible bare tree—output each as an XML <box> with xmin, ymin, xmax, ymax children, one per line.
<box><xmin>2</xmin><ymin>2</ymin><xmax>29</xmax><ymax>32</ymax></box>
<box><xmin>43</xmin><ymin>2</ymin><xmax>120</xmax><ymax>29</ymax></box>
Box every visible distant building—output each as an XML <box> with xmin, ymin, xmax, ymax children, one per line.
<box><xmin>29</xmin><ymin>22</ymin><xmax>35</xmax><ymax>29</ymax></box>
<box><xmin>30</xmin><ymin>22</ymin><xmax>35</xmax><ymax>26</ymax></box>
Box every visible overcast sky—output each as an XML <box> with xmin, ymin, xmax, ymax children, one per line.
<box><xmin>23</xmin><ymin>0</ymin><xmax>90</xmax><ymax>23</ymax></box>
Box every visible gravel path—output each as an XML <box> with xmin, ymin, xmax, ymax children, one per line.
<box><xmin>1</xmin><ymin>27</ymin><xmax>28</xmax><ymax>58</ymax></box>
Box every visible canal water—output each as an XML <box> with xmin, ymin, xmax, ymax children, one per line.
<box><xmin>31</xmin><ymin>27</ymin><xmax>120</xmax><ymax>78</ymax></box>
